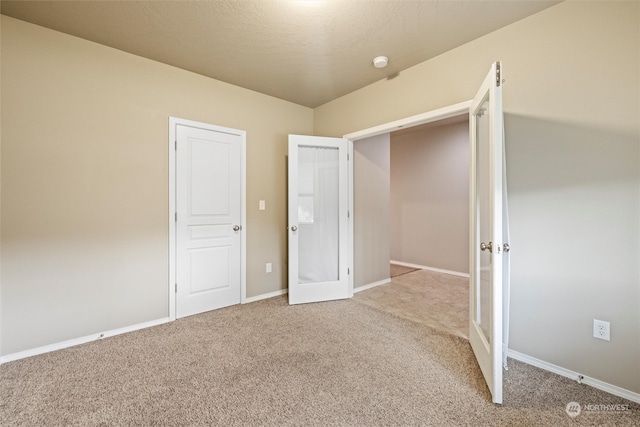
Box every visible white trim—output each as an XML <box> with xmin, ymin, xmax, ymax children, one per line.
<box><xmin>508</xmin><ymin>350</ymin><xmax>640</xmax><ymax>404</ymax></box>
<box><xmin>348</xmin><ymin>140</ymin><xmax>354</xmax><ymax>297</ymax></box>
<box><xmin>168</xmin><ymin>117</ymin><xmax>247</xmax><ymax>319</ymax></box>
<box><xmin>390</xmin><ymin>260</ymin><xmax>470</xmax><ymax>278</ymax></box>
<box><xmin>0</xmin><ymin>317</ymin><xmax>171</xmax><ymax>365</ymax></box>
<box><xmin>353</xmin><ymin>278</ymin><xmax>391</xmax><ymax>293</ymax></box>
<box><xmin>240</xmin><ymin>135</ymin><xmax>247</xmax><ymax>304</ymax></box>
<box><xmin>169</xmin><ymin>119</ymin><xmax>177</xmax><ymax>320</ymax></box>
<box><xmin>343</xmin><ymin>100</ymin><xmax>472</xmax><ymax>141</ymax></box>
<box><xmin>244</xmin><ymin>288</ymin><xmax>288</xmax><ymax>304</ymax></box>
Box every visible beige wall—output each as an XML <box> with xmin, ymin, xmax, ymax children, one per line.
<box><xmin>390</xmin><ymin>121</ymin><xmax>469</xmax><ymax>274</ymax></box>
<box><xmin>353</xmin><ymin>134</ymin><xmax>390</xmax><ymax>288</ymax></box>
<box><xmin>1</xmin><ymin>16</ymin><xmax>312</xmax><ymax>355</ymax></box>
<box><xmin>1</xmin><ymin>1</ymin><xmax>639</xmax><ymax>397</ymax></box>
<box><xmin>316</xmin><ymin>2</ymin><xmax>640</xmax><ymax>394</ymax></box>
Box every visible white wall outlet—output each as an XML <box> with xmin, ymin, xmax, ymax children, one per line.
<box><xmin>259</xmin><ymin>200</ymin><xmax>266</xmax><ymax>211</ymax></box>
<box><xmin>266</xmin><ymin>262</ymin><xmax>272</xmax><ymax>273</ymax></box>
<box><xmin>593</xmin><ymin>319</ymin><xmax>610</xmax><ymax>341</ymax></box>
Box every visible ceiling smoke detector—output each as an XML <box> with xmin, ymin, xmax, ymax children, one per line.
<box><xmin>373</xmin><ymin>56</ymin><xmax>388</xmax><ymax>69</ymax></box>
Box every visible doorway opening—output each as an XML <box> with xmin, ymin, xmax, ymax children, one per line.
<box><xmin>346</xmin><ymin>101</ymin><xmax>471</xmax><ymax>339</ymax></box>
<box><xmin>344</xmin><ymin>63</ymin><xmax>507</xmax><ymax>404</ymax></box>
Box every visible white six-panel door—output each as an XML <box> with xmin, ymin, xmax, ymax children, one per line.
<box><xmin>175</xmin><ymin>122</ymin><xmax>243</xmax><ymax>318</ymax></box>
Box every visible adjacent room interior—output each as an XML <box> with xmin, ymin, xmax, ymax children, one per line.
<box><xmin>352</xmin><ymin>115</ymin><xmax>471</xmax><ymax>339</ymax></box>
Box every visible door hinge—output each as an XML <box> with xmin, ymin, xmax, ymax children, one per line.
<box><xmin>347</xmin><ymin>210</ymin><xmax>350</xmax><ymax>218</ymax></box>
<box><xmin>175</xmin><ymin>212</ymin><xmax>177</xmax><ymax>222</ymax></box>
<box><xmin>496</xmin><ymin>62</ymin><xmax>501</xmax><ymax>87</ymax></box>
<box><xmin>175</xmin><ymin>140</ymin><xmax>177</xmax><ymax>150</ymax></box>
<box><xmin>175</xmin><ymin>283</ymin><xmax>178</xmax><ymax>293</ymax></box>
<box><xmin>347</xmin><ymin>153</ymin><xmax>350</xmax><ymax>161</ymax></box>
<box><xmin>348</xmin><ymin>268</ymin><xmax>350</xmax><ymax>275</ymax></box>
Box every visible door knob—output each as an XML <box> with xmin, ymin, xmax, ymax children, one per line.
<box><xmin>233</xmin><ymin>225</ymin><xmax>241</xmax><ymax>231</ymax></box>
<box><xmin>480</xmin><ymin>242</ymin><xmax>493</xmax><ymax>252</ymax></box>
<box><xmin>291</xmin><ymin>225</ymin><xmax>297</xmax><ymax>232</ymax></box>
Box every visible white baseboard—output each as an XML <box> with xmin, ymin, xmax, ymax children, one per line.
<box><xmin>1</xmin><ymin>289</ymin><xmax>289</xmax><ymax>365</ymax></box>
<box><xmin>390</xmin><ymin>260</ymin><xmax>469</xmax><ymax>278</ymax></box>
<box><xmin>244</xmin><ymin>288</ymin><xmax>288</xmax><ymax>304</ymax></box>
<box><xmin>508</xmin><ymin>349</ymin><xmax>640</xmax><ymax>404</ymax></box>
<box><xmin>0</xmin><ymin>317</ymin><xmax>171</xmax><ymax>365</ymax></box>
<box><xmin>354</xmin><ymin>278</ymin><xmax>391</xmax><ymax>293</ymax></box>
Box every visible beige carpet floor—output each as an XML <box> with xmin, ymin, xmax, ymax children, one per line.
<box><xmin>1</xmin><ymin>296</ymin><xmax>638</xmax><ymax>426</ymax></box>
<box><xmin>355</xmin><ymin>268</ymin><xmax>469</xmax><ymax>339</ymax></box>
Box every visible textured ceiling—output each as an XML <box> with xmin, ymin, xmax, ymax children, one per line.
<box><xmin>1</xmin><ymin>0</ymin><xmax>561</xmax><ymax>108</ymax></box>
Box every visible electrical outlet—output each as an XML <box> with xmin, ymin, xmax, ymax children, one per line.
<box><xmin>259</xmin><ymin>200</ymin><xmax>266</xmax><ymax>211</ymax></box>
<box><xmin>266</xmin><ymin>262</ymin><xmax>272</xmax><ymax>273</ymax></box>
<box><xmin>593</xmin><ymin>319</ymin><xmax>610</xmax><ymax>341</ymax></box>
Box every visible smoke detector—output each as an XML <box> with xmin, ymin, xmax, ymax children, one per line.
<box><xmin>373</xmin><ymin>56</ymin><xmax>388</xmax><ymax>69</ymax></box>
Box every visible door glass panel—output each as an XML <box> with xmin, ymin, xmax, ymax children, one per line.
<box><xmin>476</xmin><ymin>94</ymin><xmax>492</xmax><ymax>344</ymax></box>
<box><xmin>298</xmin><ymin>146</ymin><xmax>340</xmax><ymax>283</ymax></box>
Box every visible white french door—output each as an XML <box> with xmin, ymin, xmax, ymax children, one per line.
<box><xmin>175</xmin><ymin>122</ymin><xmax>244</xmax><ymax>318</ymax></box>
<box><xmin>287</xmin><ymin>135</ymin><xmax>350</xmax><ymax>305</ymax></box>
<box><xmin>469</xmin><ymin>62</ymin><xmax>509</xmax><ymax>404</ymax></box>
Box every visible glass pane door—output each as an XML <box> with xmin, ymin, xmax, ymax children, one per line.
<box><xmin>468</xmin><ymin>62</ymin><xmax>505</xmax><ymax>404</ymax></box>
<box><xmin>288</xmin><ymin>135</ymin><xmax>350</xmax><ymax>305</ymax></box>
<box><xmin>298</xmin><ymin>146</ymin><xmax>340</xmax><ymax>284</ymax></box>
<box><xmin>475</xmin><ymin>93</ymin><xmax>492</xmax><ymax>344</ymax></box>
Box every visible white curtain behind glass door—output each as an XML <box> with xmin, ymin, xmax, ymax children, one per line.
<box><xmin>298</xmin><ymin>146</ymin><xmax>340</xmax><ymax>283</ymax></box>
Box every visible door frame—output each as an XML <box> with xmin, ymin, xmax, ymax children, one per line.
<box><xmin>343</xmin><ymin>100</ymin><xmax>472</xmax><ymax>290</ymax></box>
<box><xmin>168</xmin><ymin>117</ymin><xmax>247</xmax><ymax>321</ymax></box>
<box><xmin>343</xmin><ymin>101</ymin><xmax>472</xmax><ymax>142</ymax></box>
